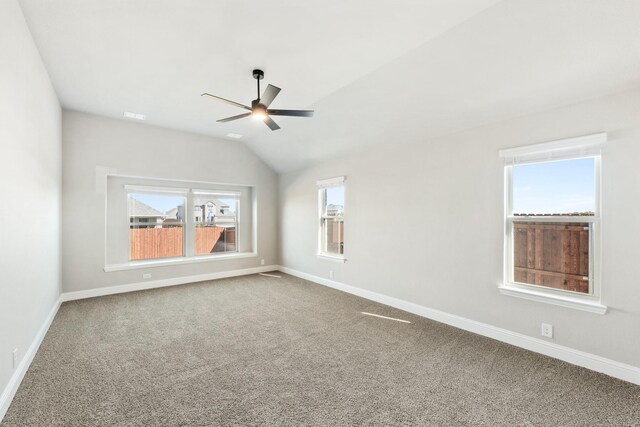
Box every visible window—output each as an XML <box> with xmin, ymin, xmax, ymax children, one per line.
<box><xmin>317</xmin><ymin>176</ymin><xmax>345</xmax><ymax>261</ymax></box>
<box><xmin>105</xmin><ymin>177</ymin><xmax>255</xmax><ymax>271</ymax></box>
<box><xmin>499</xmin><ymin>133</ymin><xmax>606</xmax><ymax>313</ymax></box>
<box><xmin>128</xmin><ymin>191</ymin><xmax>186</xmax><ymax>261</ymax></box>
<box><xmin>193</xmin><ymin>190</ymin><xmax>239</xmax><ymax>255</ymax></box>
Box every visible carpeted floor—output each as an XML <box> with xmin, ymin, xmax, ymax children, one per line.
<box><xmin>2</xmin><ymin>273</ymin><xmax>639</xmax><ymax>426</ymax></box>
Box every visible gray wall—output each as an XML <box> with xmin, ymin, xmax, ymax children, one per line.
<box><xmin>62</xmin><ymin>110</ymin><xmax>278</xmax><ymax>292</ymax></box>
<box><xmin>279</xmin><ymin>88</ymin><xmax>640</xmax><ymax>367</ymax></box>
<box><xmin>0</xmin><ymin>0</ymin><xmax>61</xmax><ymax>402</ymax></box>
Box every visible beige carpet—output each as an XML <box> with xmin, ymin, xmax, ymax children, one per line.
<box><xmin>2</xmin><ymin>273</ymin><xmax>639</xmax><ymax>426</ymax></box>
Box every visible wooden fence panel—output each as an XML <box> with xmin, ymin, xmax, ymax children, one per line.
<box><xmin>221</xmin><ymin>228</ymin><xmax>236</xmax><ymax>252</ymax></box>
<box><xmin>513</xmin><ymin>222</ymin><xmax>589</xmax><ymax>293</ymax></box>
<box><xmin>130</xmin><ymin>227</ymin><xmax>183</xmax><ymax>260</ymax></box>
<box><xmin>131</xmin><ymin>226</ymin><xmax>237</xmax><ymax>259</ymax></box>
<box><xmin>195</xmin><ymin>226</ymin><xmax>224</xmax><ymax>255</ymax></box>
<box><xmin>325</xmin><ymin>220</ymin><xmax>344</xmax><ymax>254</ymax></box>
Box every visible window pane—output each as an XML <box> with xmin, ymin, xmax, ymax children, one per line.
<box><xmin>323</xmin><ymin>218</ymin><xmax>344</xmax><ymax>255</ymax></box>
<box><xmin>194</xmin><ymin>196</ymin><xmax>238</xmax><ymax>255</ymax></box>
<box><xmin>321</xmin><ymin>185</ymin><xmax>344</xmax><ymax>255</ymax></box>
<box><xmin>512</xmin><ymin>158</ymin><xmax>595</xmax><ymax>216</ymax></box>
<box><xmin>323</xmin><ymin>186</ymin><xmax>345</xmax><ymax>217</ymax></box>
<box><xmin>513</xmin><ymin>221</ymin><xmax>590</xmax><ymax>294</ymax></box>
<box><xmin>128</xmin><ymin>193</ymin><xmax>184</xmax><ymax>260</ymax></box>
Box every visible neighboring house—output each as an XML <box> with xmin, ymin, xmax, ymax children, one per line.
<box><xmin>326</xmin><ymin>204</ymin><xmax>344</xmax><ymax>217</ymax></box>
<box><xmin>166</xmin><ymin>199</ymin><xmax>236</xmax><ymax>227</ymax></box>
<box><xmin>165</xmin><ymin>206</ymin><xmax>181</xmax><ymax>220</ymax></box>
<box><xmin>128</xmin><ymin>198</ymin><xmax>166</xmax><ymax>228</ymax></box>
<box><xmin>194</xmin><ymin>198</ymin><xmax>233</xmax><ymax>221</ymax></box>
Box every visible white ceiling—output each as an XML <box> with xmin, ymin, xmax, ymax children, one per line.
<box><xmin>18</xmin><ymin>0</ymin><xmax>640</xmax><ymax>173</ymax></box>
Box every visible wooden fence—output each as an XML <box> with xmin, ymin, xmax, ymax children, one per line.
<box><xmin>130</xmin><ymin>226</ymin><xmax>236</xmax><ymax>260</ymax></box>
<box><xmin>195</xmin><ymin>226</ymin><xmax>236</xmax><ymax>255</ymax></box>
<box><xmin>513</xmin><ymin>222</ymin><xmax>589</xmax><ymax>293</ymax></box>
<box><xmin>325</xmin><ymin>220</ymin><xmax>344</xmax><ymax>254</ymax></box>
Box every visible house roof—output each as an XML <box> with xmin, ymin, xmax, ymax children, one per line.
<box><xmin>166</xmin><ymin>199</ymin><xmax>233</xmax><ymax>218</ymax></box>
<box><xmin>17</xmin><ymin>1</ymin><xmax>640</xmax><ymax>172</ymax></box>
<box><xmin>128</xmin><ymin>198</ymin><xmax>165</xmax><ymax>218</ymax></box>
<box><xmin>194</xmin><ymin>198</ymin><xmax>230</xmax><ymax>210</ymax></box>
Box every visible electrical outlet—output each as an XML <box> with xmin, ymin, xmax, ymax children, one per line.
<box><xmin>329</xmin><ymin>270</ymin><xmax>334</xmax><ymax>279</ymax></box>
<box><xmin>261</xmin><ymin>259</ymin><xmax>265</xmax><ymax>266</ymax></box>
<box><xmin>12</xmin><ymin>348</ymin><xmax>18</xmax><ymax>369</ymax></box>
<box><xmin>143</xmin><ymin>273</ymin><xmax>151</xmax><ymax>279</ymax></box>
<box><xmin>541</xmin><ymin>323</ymin><xmax>553</xmax><ymax>338</ymax></box>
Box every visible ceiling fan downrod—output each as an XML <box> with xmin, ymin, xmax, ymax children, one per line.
<box><xmin>253</xmin><ymin>69</ymin><xmax>264</xmax><ymax>101</ymax></box>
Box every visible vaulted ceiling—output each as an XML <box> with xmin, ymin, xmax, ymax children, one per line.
<box><xmin>18</xmin><ymin>0</ymin><xmax>640</xmax><ymax>172</ymax></box>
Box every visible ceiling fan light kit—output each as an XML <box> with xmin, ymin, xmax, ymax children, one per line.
<box><xmin>202</xmin><ymin>69</ymin><xmax>314</xmax><ymax>131</ymax></box>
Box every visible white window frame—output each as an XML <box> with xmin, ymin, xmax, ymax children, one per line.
<box><xmin>192</xmin><ymin>189</ymin><xmax>241</xmax><ymax>256</ymax></box>
<box><xmin>498</xmin><ymin>133</ymin><xmax>607</xmax><ymax>314</ymax></box>
<box><xmin>317</xmin><ymin>176</ymin><xmax>346</xmax><ymax>263</ymax></box>
<box><xmin>126</xmin><ymin>185</ymin><xmax>188</xmax><ymax>262</ymax></box>
<box><xmin>104</xmin><ymin>180</ymin><xmax>256</xmax><ymax>272</ymax></box>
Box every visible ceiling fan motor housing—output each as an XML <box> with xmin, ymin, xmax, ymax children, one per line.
<box><xmin>251</xmin><ymin>99</ymin><xmax>264</xmax><ymax>110</ymax></box>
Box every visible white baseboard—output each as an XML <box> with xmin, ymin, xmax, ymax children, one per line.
<box><xmin>0</xmin><ymin>296</ymin><xmax>62</xmax><ymax>423</ymax></box>
<box><xmin>61</xmin><ymin>265</ymin><xmax>279</xmax><ymax>302</ymax></box>
<box><xmin>2</xmin><ymin>264</ymin><xmax>635</xmax><ymax>426</ymax></box>
<box><xmin>278</xmin><ymin>266</ymin><xmax>640</xmax><ymax>386</ymax></box>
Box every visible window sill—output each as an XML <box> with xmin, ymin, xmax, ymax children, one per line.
<box><xmin>104</xmin><ymin>252</ymin><xmax>257</xmax><ymax>272</ymax></box>
<box><xmin>316</xmin><ymin>253</ymin><xmax>346</xmax><ymax>263</ymax></box>
<box><xmin>498</xmin><ymin>284</ymin><xmax>607</xmax><ymax>315</ymax></box>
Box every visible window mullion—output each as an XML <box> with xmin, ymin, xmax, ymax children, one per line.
<box><xmin>185</xmin><ymin>192</ymin><xmax>194</xmax><ymax>258</ymax></box>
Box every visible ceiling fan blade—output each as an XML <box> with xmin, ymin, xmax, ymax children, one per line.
<box><xmin>216</xmin><ymin>112</ymin><xmax>252</xmax><ymax>123</ymax></box>
<box><xmin>201</xmin><ymin>93</ymin><xmax>251</xmax><ymax>111</ymax></box>
<box><xmin>264</xmin><ymin>116</ymin><xmax>281</xmax><ymax>131</ymax></box>
<box><xmin>267</xmin><ymin>109</ymin><xmax>314</xmax><ymax>117</ymax></box>
<box><xmin>259</xmin><ymin>84</ymin><xmax>281</xmax><ymax>108</ymax></box>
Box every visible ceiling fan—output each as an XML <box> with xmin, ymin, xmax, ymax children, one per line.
<box><xmin>201</xmin><ymin>69</ymin><xmax>314</xmax><ymax>131</ymax></box>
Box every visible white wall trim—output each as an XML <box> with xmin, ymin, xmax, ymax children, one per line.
<box><xmin>108</xmin><ymin>172</ymin><xmax>257</xmax><ymax>189</ymax></box>
<box><xmin>499</xmin><ymin>132</ymin><xmax>606</xmax><ymax>164</ymax></box>
<box><xmin>316</xmin><ymin>176</ymin><xmax>345</xmax><ymax>188</ymax></box>
<box><xmin>278</xmin><ymin>266</ymin><xmax>640</xmax><ymax>386</ymax></box>
<box><xmin>0</xmin><ymin>296</ymin><xmax>62</xmax><ymax>423</ymax></box>
<box><xmin>124</xmin><ymin>184</ymin><xmax>189</xmax><ymax>194</ymax></box>
<box><xmin>498</xmin><ymin>285</ymin><xmax>607</xmax><ymax>314</ymax></box>
<box><xmin>62</xmin><ymin>265</ymin><xmax>279</xmax><ymax>301</ymax></box>
<box><xmin>316</xmin><ymin>253</ymin><xmax>347</xmax><ymax>263</ymax></box>
<box><xmin>103</xmin><ymin>251</ymin><xmax>258</xmax><ymax>272</ymax></box>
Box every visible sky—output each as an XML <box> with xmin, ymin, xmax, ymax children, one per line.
<box><xmin>325</xmin><ymin>186</ymin><xmax>345</xmax><ymax>207</ymax></box>
<box><xmin>131</xmin><ymin>193</ymin><xmax>239</xmax><ymax>215</ymax></box>
<box><xmin>131</xmin><ymin>193</ymin><xmax>184</xmax><ymax>213</ymax></box>
<box><xmin>512</xmin><ymin>157</ymin><xmax>596</xmax><ymax>215</ymax></box>
<box><xmin>130</xmin><ymin>166</ymin><xmax>590</xmax><ymax>217</ymax></box>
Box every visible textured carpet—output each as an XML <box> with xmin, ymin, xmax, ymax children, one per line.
<box><xmin>2</xmin><ymin>273</ymin><xmax>639</xmax><ymax>426</ymax></box>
